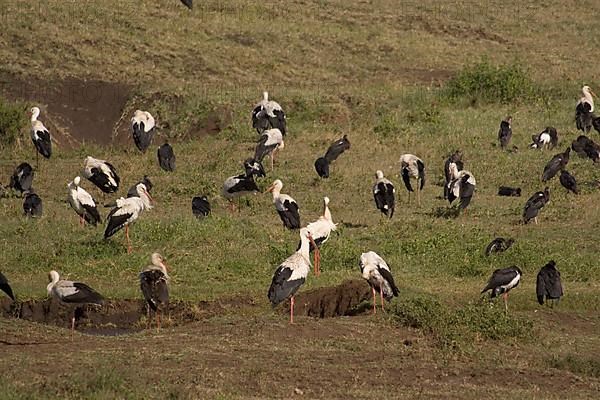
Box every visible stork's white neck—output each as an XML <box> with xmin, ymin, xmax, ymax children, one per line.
<box><xmin>582</xmin><ymin>91</ymin><xmax>594</xmax><ymax>112</ymax></box>
<box><xmin>323</xmin><ymin>204</ymin><xmax>332</xmax><ymax>222</ymax></box>
<box><xmin>262</xmin><ymin>91</ymin><xmax>269</xmax><ymax>101</ymax></box>
<box><xmin>31</xmin><ymin>109</ymin><xmax>40</xmax><ymax>122</ymax></box>
<box><xmin>270</xmin><ymin>186</ymin><xmax>282</xmax><ymax>200</ymax></box>
<box><xmin>298</xmin><ymin>234</ymin><xmax>311</xmax><ymax>262</ymax></box>
<box><xmin>47</xmin><ymin>272</ymin><xmax>59</xmax><ymax>295</ymax></box>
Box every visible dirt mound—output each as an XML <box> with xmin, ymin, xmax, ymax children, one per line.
<box><xmin>293</xmin><ymin>279</ymin><xmax>371</xmax><ymax>317</ymax></box>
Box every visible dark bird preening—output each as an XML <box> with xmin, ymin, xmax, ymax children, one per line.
<box><xmin>447</xmin><ymin>170</ymin><xmax>476</xmax><ymax>211</ymax></box>
<box><xmin>222</xmin><ymin>159</ymin><xmax>265</xmax><ymax>212</ymax></box>
<box><xmin>140</xmin><ymin>253</ymin><xmax>171</xmax><ymax>331</ymax></box>
<box><xmin>542</xmin><ymin>147</ymin><xmax>570</xmax><ymax>182</ymax></box>
<box><xmin>252</xmin><ymin>91</ymin><xmax>287</xmax><ymax>135</ymax></box>
<box><xmin>536</xmin><ymin>260</ymin><xmax>563</xmax><ymax>307</ymax></box>
<box><xmin>23</xmin><ymin>190</ymin><xmax>43</xmax><ymax>217</ymax></box>
<box><xmin>192</xmin><ymin>196</ymin><xmax>211</xmax><ymax>218</ymax></box>
<box><xmin>373</xmin><ymin>170</ymin><xmax>395</xmax><ymax>218</ymax></box>
<box><xmin>314</xmin><ymin>157</ymin><xmax>329</xmax><ymax>178</ymax></box>
<box><xmin>497</xmin><ymin>186</ymin><xmax>521</xmax><ymax>197</ymax></box>
<box><xmin>314</xmin><ymin>135</ymin><xmax>351</xmax><ymax>178</ymax></box>
<box><xmin>530</xmin><ymin>127</ymin><xmax>558</xmax><ymax>150</ymax></box>
<box><xmin>481</xmin><ymin>266</ymin><xmax>522</xmax><ymax>312</ymax></box>
<box><xmin>158</xmin><ymin>142</ymin><xmax>176</xmax><ymax>172</ymax></box>
<box><xmin>485</xmin><ymin>237</ymin><xmax>514</xmax><ymax>256</ymax></box>
<box><xmin>83</xmin><ymin>156</ymin><xmax>120</xmax><ymax>194</ymax></box>
<box><xmin>0</xmin><ymin>271</ymin><xmax>15</xmax><ymax>301</ymax></box>
<box><xmin>9</xmin><ymin>162</ymin><xmax>34</xmax><ymax>193</ymax></box>
<box><xmin>523</xmin><ymin>187</ymin><xmax>550</xmax><ymax>225</ymax></box>
<box><xmin>498</xmin><ymin>116</ymin><xmax>512</xmax><ymax>150</ymax></box>
<box><xmin>359</xmin><ymin>251</ymin><xmax>399</xmax><ymax>314</ymax></box>
<box><xmin>444</xmin><ymin>150</ymin><xmax>463</xmax><ymax>199</ymax></box>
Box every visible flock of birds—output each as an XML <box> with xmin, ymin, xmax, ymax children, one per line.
<box><xmin>1</xmin><ymin>84</ymin><xmax>597</xmax><ymax>331</ymax></box>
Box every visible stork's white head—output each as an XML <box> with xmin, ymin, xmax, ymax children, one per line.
<box><xmin>262</xmin><ymin>91</ymin><xmax>269</xmax><ymax>101</ymax></box>
<box><xmin>583</xmin><ymin>85</ymin><xmax>596</xmax><ymax>99</ymax></box>
<box><xmin>74</xmin><ymin>176</ymin><xmax>81</xmax><ymax>186</ymax></box>
<box><xmin>375</xmin><ymin>170</ymin><xmax>384</xmax><ymax>179</ymax></box>
<box><xmin>266</xmin><ymin>179</ymin><xmax>283</xmax><ymax>194</ymax></box>
<box><xmin>151</xmin><ymin>252</ymin><xmax>170</xmax><ymax>273</ymax></box>
<box><xmin>323</xmin><ymin>196</ymin><xmax>330</xmax><ymax>206</ymax></box>
<box><xmin>30</xmin><ymin>107</ymin><xmax>40</xmax><ymax>121</ymax></box>
<box><xmin>47</xmin><ymin>270</ymin><xmax>60</xmax><ymax>295</ymax></box>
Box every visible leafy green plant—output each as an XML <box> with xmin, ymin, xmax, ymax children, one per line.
<box><xmin>0</xmin><ymin>98</ymin><xmax>27</xmax><ymax>147</ymax></box>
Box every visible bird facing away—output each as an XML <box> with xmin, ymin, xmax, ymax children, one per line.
<box><xmin>192</xmin><ymin>196</ymin><xmax>211</xmax><ymax>218</ymax></box>
<box><xmin>0</xmin><ymin>271</ymin><xmax>15</xmax><ymax>301</ymax></box>
<box><xmin>497</xmin><ymin>186</ymin><xmax>521</xmax><ymax>197</ymax></box>
<box><xmin>83</xmin><ymin>156</ymin><xmax>120</xmax><ymax>194</ymax></box>
<box><xmin>131</xmin><ymin>110</ymin><xmax>156</xmax><ymax>152</ymax></box>
<box><xmin>447</xmin><ymin>170</ymin><xmax>476</xmax><ymax>211</ymax></box>
<box><xmin>140</xmin><ymin>252</ymin><xmax>171</xmax><ymax>331</ymax></box>
<box><xmin>536</xmin><ymin>260</ymin><xmax>563</xmax><ymax>307</ymax></box>
<box><xmin>359</xmin><ymin>251</ymin><xmax>399</xmax><ymax>314</ymax></box>
<box><xmin>485</xmin><ymin>237</ymin><xmax>515</xmax><ymax>256</ymax></box>
<box><xmin>399</xmin><ymin>154</ymin><xmax>425</xmax><ymax>206</ymax></box>
<box><xmin>444</xmin><ymin>150</ymin><xmax>463</xmax><ymax>199</ymax></box>
<box><xmin>157</xmin><ymin>142</ymin><xmax>176</xmax><ymax>172</ymax></box>
<box><xmin>67</xmin><ymin>176</ymin><xmax>101</xmax><ymax>226</ymax></box>
<box><xmin>266</xmin><ymin>179</ymin><xmax>300</xmax><ymax>230</ymax></box>
<box><xmin>498</xmin><ymin>116</ymin><xmax>512</xmax><ymax>149</ymax></box>
<box><xmin>571</xmin><ymin>135</ymin><xmax>600</xmax><ymax>163</ymax></box>
<box><xmin>559</xmin><ymin>170</ymin><xmax>579</xmax><ymax>194</ymax></box>
<box><xmin>30</xmin><ymin>107</ymin><xmax>52</xmax><ymax>168</ymax></box>
<box><xmin>222</xmin><ymin>159</ymin><xmax>264</xmax><ymax>211</ymax></box>
<box><xmin>324</xmin><ymin>135</ymin><xmax>351</xmax><ymax>162</ymax></box>
<box><xmin>9</xmin><ymin>162</ymin><xmax>34</xmax><ymax>193</ymax></box>
<box><xmin>542</xmin><ymin>147</ymin><xmax>570</xmax><ymax>182</ymax></box>
<box><xmin>127</xmin><ymin>176</ymin><xmax>153</xmax><ymax>198</ymax></box>
<box><xmin>268</xmin><ymin>228</ymin><xmax>319</xmax><ymax>324</ymax></box>
<box><xmin>180</xmin><ymin>0</ymin><xmax>192</xmax><ymax>9</ymax></box>
<box><xmin>314</xmin><ymin>157</ymin><xmax>330</xmax><ymax>178</ymax></box>
<box><xmin>23</xmin><ymin>190</ymin><xmax>43</xmax><ymax>217</ymax></box>
<box><xmin>251</xmin><ymin>91</ymin><xmax>287</xmax><ymax>135</ymax></box>
<box><xmin>575</xmin><ymin>85</ymin><xmax>596</xmax><ymax>133</ymax></box>
<box><xmin>47</xmin><ymin>270</ymin><xmax>104</xmax><ymax>338</ymax></box>
<box><xmin>523</xmin><ymin>187</ymin><xmax>550</xmax><ymax>225</ymax></box>
<box><xmin>254</xmin><ymin>128</ymin><xmax>284</xmax><ymax>171</ymax></box>
<box><xmin>303</xmin><ymin>196</ymin><xmax>337</xmax><ymax>276</ymax></box>
<box><xmin>481</xmin><ymin>266</ymin><xmax>522</xmax><ymax>312</ymax></box>
<box><xmin>530</xmin><ymin>127</ymin><xmax>558</xmax><ymax>150</ymax></box>
<box><xmin>373</xmin><ymin>170</ymin><xmax>395</xmax><ymax>218</ymax></box>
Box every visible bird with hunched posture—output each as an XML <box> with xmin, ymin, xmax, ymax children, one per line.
<box><xmin>542</xmin><ymin>148</ymin><xmax>570</xmax><ymax>182</ymax></box>
<box><xmin>523</xmin><ymin>187</ymin><xmax>550</xmax><ymax>225</ymax></box>
<box><xmin>254</xmin><ymin>128</ymin><xmax>284</xmax><ymax>171</ymax></box>
<box><xmin>252</xmin><ymin>91</ymin><xmax>287</xmax><ymax>135</ymax></box>
<box><xmin>559</xmin><ymin>170</ymin><xmax>579</xmax><ymax>194</ymax></box>
<box><xmin>131</xmin><ymin>110</ymin><xmax>156</xmax><ymax>152</ymax></box>
<box><xmin>266</xmin><ymin>179</ymin><xmax>300</xmax><ymax>230</ymax></box>
<box><xmin>571</xmin><ymin>135</ymin><xmax>600</xmax><ymax>163</ymax></box>
<box><xmin>30</xmin><ymin>107</ymin><xmax>52</xmax><ymax>168</ymax></box>
<box><xmin>313</xmin><ymin>135</ymin><xmax>351</xmax><ymax>178</ymax></box>
<box><xmin>498</xmin><ymin>116</ymin><xmax>512</xmax><ymax>150</ymax></box>
<box><xmin>0</xmin><ymin>271</ymin><xmax>15</xmax><ymax>301</ymax></box>
<box><xmin>530</xmin><ymin>127</ymin><xmax>558</xmax><ymax>150</ymax></box>
<box><xmin>192</xmin><ymin>196</ymin><xmax>211</xmax><ymax>218</ymax></box>
<box><xmin>68</xmin><ymin>176</ymin><xmax>101</xmax><ymax>226</ymax></box>
<box><xmin>157</xmin><ymin>142</ymin><xmax>176</xmax><ymax>172</ymax></box>
<box><xmin>497</xmin><ymin>186</ymin><xmax>521</xmax><ymax>197</ymax></box>
<box><xmin>303</xmin><ymin>196</ymin><xmax>337</xmax><ymax>276</ymax></box>
<box><xmin>140</xmin><ymin>252</ymin><xmax>171</xmax><ymax>331</ymax></box>
<box><xmin>447</xmin><ymin>170</ymin><xmax>476</xmax><ymax>211</ymax></box>
<box><xmin>9</xmin><ymin>162</ymin><xmax>34</xmax><ymax>194</ymax></box>
<box><xmin>222</xmin><ymin>159</ymin><xmax>265</xmax><ymax>211</ymax></box>
<box><xmin>359</xmin><ymin>251</ymin><xmax>399</xmax><ymax>314</ymax></box>
<box><xmin>399</xmin><ymin>154</ymin><xmax>425</xmax><ymax>206</ymax></box>
<box><xmin>536</xmin><ymin>260</ymin><xmax>563</xmax><ymax>307</ymax></box>
<box><xmin>104</xmin><ymin>183</ymin><xmax>153</xmax><ymax>253</ymax></box>
<box><xmin>485</xmin><ymin>237</ymin><xmax>514</xmax><ymax>256</ymax></box>
<box><xmin>47</xmin><ymin>270</ymin><xmax>104</xmax><ymax>338</ymax></box>
<box><xmin>314</xmin><ymin>157</ymin><xmax>329</xmax><ymax>178</ymax></box>
<box><xmin>373</xmin><ymin>170</ymin><xmax>395</xmax><ymax>218</ymax></box>
<box><xmin>481</xmin><ymin>266</ymin><xmax>522</xmax><ymax>312</ymax></box>
<box><xmin>23</xmin><ymin>190</ymin><xmax>42</xmax><ymax>218</ymax></box>
<box><xmin>268</xmin><ymin>228</ymin><xmax>319</xmax><ymax>324</ymax></box>
<box><xmin>575</xmin><ymin>85</ymin><xmax>597</xmax><ymax>133</ymax></box>
<box><xmin>83</xmin><ymin>156</ymin><xmax>120</xmax><ymax>194</ymax></box>
<box><xmin>444</xmin><ymin>150</ymin><xmax>463</xmax><ymax>199</ymax></box>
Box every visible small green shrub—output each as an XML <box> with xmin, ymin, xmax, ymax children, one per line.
<box><xmin>0</xmin><ymin>98</ymin><xmax>27</xmax><ymax>147</ymax></box>
<box><xmin>549</xmin><ymin>354</ymin><xmax>600</xmax><ymax>378</ymax></box>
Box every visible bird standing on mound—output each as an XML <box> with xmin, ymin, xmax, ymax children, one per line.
<box><xmin>140</xmin><ymin>252</ymin><xmax>171</xmax><ymax>331</ymax></box>
<box><xmin>481</xmin><ymin>266</ymin><xmax>522</xmax><ymax>312</ymax></box>
<box><xmin>131</xmin><ymin>110</ymin><xmax>156</xmax><ymax>152</ymax></box>
<box><xmin>359</xmin><ymin>251</ymin><xmax>399</xmax><ymax>314</ymax></box>
<box><xmin>536</xmin><ymin>260</ymin><xmax>563</xmax><ymax>307</ymax></box>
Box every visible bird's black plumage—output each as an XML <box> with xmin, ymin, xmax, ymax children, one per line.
<box><xmin>571</xmin><ymin>135</ymin><xmax>600</xmax><ymax>162</ymax></box>
<box><xmin>373</xmin><ymin>182</ymin><xmax>395</xmax><ymax>218</ymax></box>
<box><xmin>267</xmin><ymin>266</ymin><xmax>304</xmax><ymax>306</ymax></box>
<box><xmin>481</xmin><ymin>266</ymin><xmax>522</xmax><ymax>298</ymax></box>
<box><xmin>523</xmin><ymin>187</ymin><xmax>550</xmax><ymax>224</ymax></box>
<box><xmin>62</xmin><ymin>282</ymin><xmax>104</xmax><ymax>305</ymax></box>
<box><xmin>530</xmin><ymin>127</ymin><xmax>558</xmax><ymax>149</ymax></box>
<box><xmin>542</xmin><ymin>148</ymin><xmax>570</xmax><ymax>182</ymax></box>
<box><xmin>559</xmin><ymin>170</ymin><xmax>578</xmax><ymax>194</ymax></box>
<box><xmin>377</xmin><ymin>267</ymin><xmax>400</xmax><ymax>299</ymax></box>
<box><xmin>575</xmin><ymin>101</ymin><xmax>594</xmax><ymax>133</ymax></box>
<box><xmin>9</xmin><ymin>162</ymin><xmax>34</xmax><ymax>193</ymax></box>
<box><xmin>485</xmin><ymin>237</ymin><xmax>514</xmax><ymax>256</ymax></box>
<box><xmin>192</xmin><ymin>196</ymin><xmax>211</xmax><ymax>217</ymax></box>
<box><xmin>180</xmin><ymin>0</ymin><xmax>193</xmax><ymax>9</ymax></box>
<box><xmin>132</xmin><ymin>121</ymin><xmax>155</xmax><ymax>152</ymax></box>
<box><xmin>244</xmin><ymin>158</ymin><xmax>265</xmax><ymax>178</ymax></box>
<box><xmin>127</xmin><ymin>176</ymin><xmax>153</xmax><ymax>198</ymax></box>
<box><xmin>32</xmin><ymin>129</ymin><xmax>52</xmax><ymax>159</ymax></box>
<box><xmin>277</xmin><ymin>200</ymin><xmax>300</xmax><ymax>230</ymax></box>
<box><xmin>314</xmin><ymin>157</ymin><xmax>329</xmax><ymax>178</ymax></box>
<box><xmin>104</xmin><ymin>208</ymin><xmax>132</xmax><ymax>239</ymax></box>
<box><xmin>140</xmin><ymin>269</ymin><xmax>169</xmax><ymax>312</ymax></box>
<box><xmin>444</xmin><ymin>150</ymin><xmax>463</xmax><ymax>199</ymax></box>
<box><xmin>81</xmin><ymin>203</ymin><xmax>101</xmax><ymax>225</ymax></box>
<box><xmin>157</xmin><ymin>143</ymin><xmax>176</xmax><ymax>172</ymax></box>
<box><xmin>498</xmin><ymin>117</ymin><xmax>512</xmax><ymax>149</ymax></box>
<box><xmin>23</xmin><ymin>191</ymin><xmax>43</xmax><ymax>217</ymax></box>
<box><xmin>536</xmin><ymin>261</ymin><xmax>563</xmax><ymax>305</ymax></box>
<box><xmin>0</xmin><ymin>271</ymin><xmax>15</xmax><ymax>301</ymax></box>
<box><xmin>497</xmin><ymin>186</ymin><xmax>521</xmax><ymax>197</ymax></box>
<box><xmin>252</xmin><ymin>106</ymin><xmax>287</xmax><ymax>136</ymax></box>
<box><xmin>89</xmin><ymin>164</ymin><xmax>120</xmax><ymax>193</ymax></box>
<box><xmin>324</xmin><ymin>135</ymin><xmax>351</xmax><ymax>162</ymax></box>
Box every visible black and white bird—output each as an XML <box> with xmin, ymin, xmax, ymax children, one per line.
<box><xmin>559</xmin><ymin>170</ymin><xmax>579</xmax><ymax>194</ymax></box>
<box><xmin>251</xmin><ymin>91</ymin><xmax>287</xmax><ymax>135</ymax></box>
<box><xmin>542</xmin><ymin>148</ymin><xmax>570</xmax><ymax>182</ymax></box>
<box><xmin>444</xmin><ymin>150</ymin><xmax>463</xmax><ymax>199</ymax></box>
<box><xmin>571</xmin><ymin>135</ymin><xmax>600</xmax><ymax>163</ymax></box>
<box><xmin>127</xmin><ymin>176</ymin><xmax>153</xmax><ymax>198</ymax></box>
<box><xmin>359</xmin><ymin>251</ymin><xmax>399</xmax><ymax>314</ymax></box>
<box><xmin>157</xmin><ymin>142</ymin><xmax>176</xmax><ymax>172</ymax></box>
<box><xmin>575</xmin><ymin>85</ymin><xmax>596</xmax><ymax>133</ymax></box>
<box><xmin>254</xmin><ymin>128</ymin><xmax>284</xmax><ymax>171</ymax></box>
<box><xmin>266</xmin><ymin>179</ymin><xmax>300</xmax><ymax>230</ymax></box>
<box><xmin>447</xmin><ymin>170</ymin><xmax>476</xmax><ymax>211</ymax></box>
<box><xmin>314</xmin><ymin>157</ymin><xmax>329</xmax><ymax>178</ymax></box>
<box><xmin>83</xmin><ymin>156</ymin><xmax>120</xmax><ymax>194</ymax></box>
<box><xmin>180</xmin><ymin>0</ymin><xmax>192</xmax><ymax>9</ymax></box>
<box><xmin>481</xmin><ymin>266</ymin><xmax>522</xmax><ymax>312</ymax></box>
<box><xmin>303</xmin><ymin>196</ymin><xmax>336</xmax><ymax>276</ymax></box>
<box><xmin>498</xmin><ymin>116</ymin><xmax>512</xmax><ymax>150</ymax></box>
<box><xmin>373</xmin><ymin>170</ymin><xmax>395</xmax><ymax>218</ymax></box>
<box><xmin>9</xmin><ymin>162</ymin><xmax>34</xmax><ymax>193</ymax></box>
<box><xmin>530</xmin><ymin>127</ymin><xmax>558</xmax><ymax>150</ymax></box>
<box><xmin>497</xmin><ymin>186</ymin><xmax>521</xmax><ymax>197</ymax></box>
<box><xmin>523</xmin><ymin>187</ymin><xmax>550</xmax><ymax>225</ymax></box>
<box><xmin>47</xmin><ymin>270</ymin><xmax>104</xmax><ymax>337</ymax></box>
<box><xmin>536</xmin><ymin>260</ymin><xmax>563</xmax><ymax>307</ymax></box>
<box><xmin>104</xmin><ymin>183</ymin><xmax>153</xmax><ymax>253</ymax></box>
<box><xmin>30</xmin><ymin>107</ymin><xmax>52</xmax><ymax>167</ymax></box>
<box><xmin>23</xmin><ymin>190</ymin><xmax>42</xmax><ymax>217</ymax></box>
<box><xmin>192</xmin><ymin>196</ymin><xmax>211</xmax><ymax>218</ymax></box>
<box><xmin>399</xmin><ymin>154</ymin><xmax>425</xmax><ymax>206</ymax></box>
<box><xmin>222</xmin><ymin>159</ymin><xmax>264</xmax><ymax>211</ymax></box>
<box><xmin>268</xmin><ymin>228</ymin><xmax>319</xmax><ymax>324</ymax></box>
<box><xmin>131</xmin><ymin>110</ymin><xmax>156</xmax><ymax>152</ymax></box>
<box><xmin>0</xmin><ymin>271</ymin><xmax>15</xmax><ymax>301</ymax></box>
<box><xmin>140</xmin><ymin>252</ymin><xmax>171</xmax><ymax>331</ymax></box>
<box><xmin>485</xmin><ymin>237</ymin><xmax>515</xmax><ymax>256</ymax></box>
<box><xmin>68</xmin><ymin>176</ymin><xmax>101</xmax><ymax>226</ymax></box>
<box><xmin>324</xmin><ymin>135</ymin><xmax>351</xmax><ymax>162</ymax></box>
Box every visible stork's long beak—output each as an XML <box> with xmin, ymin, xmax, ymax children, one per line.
<box><xmin>264</xmin><ymin>185</ymin><xmax>275</xmax><ymax>194</ymax></box>
<box><xmin>591</xmin><ymin>90</ymin><xmax>598</xmax><ymax>99</ymax></box>
<box><xmin>161</xmin><ymin>261</ymin><xmax>170</xmax><ymax>272</ymax></box>
<box><xmin>144</xmin><ymin>189</ymin><xmax>154</xmax><ymax>204</ymax></box>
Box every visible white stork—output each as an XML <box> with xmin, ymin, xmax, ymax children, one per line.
<box><xmin>575</xmin><ymin>86</ymin><xmax>597</xmax><ymax>133</ymax></box>
<box><xmin>140</xmin><ymin>252</ymin><xmax>170</xmax><ymax>331</ymax></box>
<box><xmin>222</xmin><ymin>159</ymin><xmax>264</xmax><ymax>211</ymax></box>
<box><xmin>447</xmin><ymin>170</ymin><xmax>476</xmax><ymax>211</ymax></box>
<box><xmin>83</xmin><ymin>156</ymin><xmax>120</xmax><ymax>194</ymax></box>
<box><xmin>268</xmin><ymin>228</ymin><xmax>319</xmax><ymax>324</ymax></box>
<box><xmin>47</xmin><ymin>270</ymin><xmax>104</xmax><ymax>338</ymax></box>
<box><xmin>251</xmin><ymin>91</ymin><xmax>287</xmax><ymax>135</ymax></box>
<box><xmin>399</xmin><ymin>154</ymin><xmax>425</xmax><ymax>206</ymax></box>
<box><xmin>131</xmin><ymin>110</ymin><xmax>156</xmax><ymax>152</ymax></box>
<box><xmin>266</xmin><ymin>179</ymin><xmax>300</xmax><ymax>230</ymax></box>
<box><xmin>359</xmin><ymin>251</ymin><xmax>399</xmax><ymax>314</ymax></box>
<box><xmin>481</xmin><ymin>266</ymin><xmax>522</xmax><ymax>312</ymax></box>
<box><xmin>67</xmin><ymin>176</ymin><xmax>101</xmax><ymax>226</ymax></box>
<box><xmin>373</xmin><ymin>170</ymin><xmax>395</xmax><ymax>218</ymax></box>
<box><xmin>104</xmin><ymin>183</ymin><xmax>153</xmax><ymax>253</ymax></box>
<box><xmin>30</xmin><ymin>107</ymin><xmax>52</xmax><ymax>168</ymax></box>
<box><xmin>304</xmin><ymin>196</ymin><xmax>337</xmax><ymax>276</ymax></box>
<box><xmin>254</xmin><ymin>128</ymin><xmax>284</xmax><ymax>171</ymax></box>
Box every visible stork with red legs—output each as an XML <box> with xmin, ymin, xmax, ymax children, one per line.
<box><xmin>359</xmin><ymin>251</ymin><xmax>399</xmax><ymax>314</ymax></box>
<box><xmin>303</xmin><ymin>197</ymin><xmax>336</xmax><ymax>277</ymax></box>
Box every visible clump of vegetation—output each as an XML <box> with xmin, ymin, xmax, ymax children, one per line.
<box><xmin>442</xmin><ymin>60</ymin><xmax>535</xmax><ymax>105</ymax></box>
<box><xmin>0</xmin><ymin>98</ymin><xmax>27</xmax><ymax>147</ymax></box>
<box><xmin>549</xmin><ymin>354</ymin><xmax>600</xmax><ymax>378</ymax></box>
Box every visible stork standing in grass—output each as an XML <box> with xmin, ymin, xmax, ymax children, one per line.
<box><xmin>303</xmin><ymin>196</ymin><xmax>337</xmax><ymax>276</ymax></box>
<box><xmin>83</xmin><ymin>156</ymin><xmax>120</xmax><ymax>194</ymax></box>
<box><xmin>523</xmin><ymin>187</ymin><xmax>550</xmax><ymax>225</ymax></box>
<box><xmin>399</xmin><ymin>154</ymin><xmax>425</xmax><ymax>206</ymax></box>
<box><xmin>536</xmin><ymin>260</ymin><xmax>563</xmax><ymax>307</ymax></box>
<box><xmin>314</xmin><ymin>135</ymin><xmax>351</xmax><ymax>178</ymax></box>
<box><xmin>559</xmin><ymin>170</ymin><xmax>579</xmax><ymax>194</ymax></box>
<box><xmin>9</xmin><ymin>162</ymin><xmax>34</xmax><ymax>194</ymax></box>
<box><xmin>373</xmin><ymin>170</ymin><xmax>395</xmax><ymax>218</ymax></box>
<box><xmin>131</xmin><ymin>110</ymin><xmax>156</xmax><ymax>152</ymax></box>
<box><xmin>266</xmin><ymin>179</ymin><xmax>300</xmax><ymax>230</ymax></box>
<box><xmin>140</xmin><ymin>252</ymin><xmax>171</xmax><ymax>331</ymax></box>
<box><xmin>0</xmin><ymin>272</ymin><xmax>15</xmax><ymax>301</ymax></box>
<box><xmin>222</xmin><ymin>159</ymin><xmax>265</xmax><ymax>211</ymax></box>
<box><xmin>68</xmin><ymin>176</ymin><xmax>101</xmax><ymax>226</ymax></box>
<box><xmin>268</xmin><ymin>228</ymin><xmax>319</xmax><ymax>324</ymax></box>
<box><xmin>481</xmin><ymin>266</ymin><xmax>522</xmax><ymax>312</ymax></box>
<box><xmin>47</xmin><ymin>270</ymin><xmax>104</xmax><ymax>339</ymax></box>
<box><xmin>252</xmin><ymin>91</ymin><xmax>287</xmax><ymax>135</ymax></box>
<box><xmin>444</xmin><ymin>150</ymin><xmax>463</xmax><ymax>199</ymax></box>
<box><xmin>254</xmin><ymin>128</ymin><xmax>284</xmax><ymax>171</ymax></box>
<box><xmin>359</xmin><ymin>251</ymin><xmax>399</xmax><ymax>314</ymax></box>
<box><xmin>575</xmin><ymin>85</ymin><xmax>596</xmax><ymax>133</ymax></box>
<box><xmin>30</xmin><ymin>107</ymin><xmax>52</xmax><ymax>168</ymax></box>
<box><xmin>498</xmin><ymin>116</ymin><xmax>512</xmax><ymax>150</ymax></box>
<box><xmin>447</xmin><ymin>170</ymin><xmax>476</xmax><ymax>211</ymax></box>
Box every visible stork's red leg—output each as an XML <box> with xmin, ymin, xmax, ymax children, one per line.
<box><xmin>372</xmin><ymin>288</ymin><xmax>377</xmax><ymax>315</ymax></box>
<box><xmin>290</xmin><ymin>296</ymin><xmax>295</xmax><ymax>324</ymax></box>
<box><xmin>125</xmin><ymin>225</ymin><xmax>132</xmax><ymax>253</ymax></box>
<box><xmin>380</xmin><ymin>288</ymin><xmax>385</xmax><ymax>312</ymax></box>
